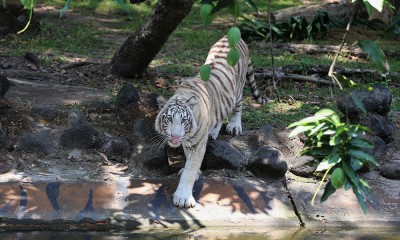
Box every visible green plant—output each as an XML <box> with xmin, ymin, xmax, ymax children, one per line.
<box><xmin>198</xmin><ymin>0</ymin><xmax>258</xmax><ymax>79</ymax></box>
<box><xmin>240</xmin><ymin>10</ymin><xmax>337</xmax><ymax>42</ymax></box>
<box><xmin>288</xmin><ymin>109</ymin><xmax>378</xmax><ymax>215</ymax></box>
<box><xmin>16</xmin><ymin>97</ymin><xmax>36</xmax><ymax>107</ymax></box>
<box><xmin>287</xmin><ymin>0</ymin><xmax>393</xmax><ymax>215</ymax></box>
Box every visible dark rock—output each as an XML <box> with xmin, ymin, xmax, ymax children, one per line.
<box><xmin>255</xmin><ymin>124</ymin><xmax>304</xmax><ymax>158</ymax></box>
<box><xmin>87</xmin><ymin>100</ymin><xmax>111</xmax><ymax>112</ymax></box>
<box><xmin>60</xmin><ymin>125</ymin><xmax>103</xmax><ymax>149</ymax></box>
<box><xmin>369</xmin><ymin>114</ymin><xmax>395</xmax><ymax>143</ymax></box>
<box><xmin>337</xmin><ymin>83</ymin><xmax>392</xmax><ymax>120</ymax></box>
<box><xmin>289</xmin><ymin>156</ymin><xmax>317</xmax><ymax>177</ymax></box>
<box><xmin>380</xmin><ymin>160</ymin><xmax>400</xmax><ymax>180</ymax></box>
<box><xmin>133</xmin><ymin>119</ymin><xmax>147</xmax><ymax>139</ymax></box>
<box><xmin>31</xmin><ymin>105</ymin><xmax>57</xmax><ymax>120</ymax></box>
<box><xmin>132</xmin><ymin>146</ymin><xmax>168</xmax><ymax>171</ymax></box>
<box><xmin>1</xmin><ymin>62</ymin><xmax>13</xmax><ymax>69</ymax></box>
<box><xmin>67</xmin><ymin>109</ymin><xmax>88</xmax><ymax>127</ymax></box>
<box><xmin>370</xmin><ymin>136</ymin><xmax>390</xmax><ymax>165</ymax></box>
<box><xmin>248</xmin><ymin>146</ymin><xmax>288</xmax><ymax>179</ymax></box>
<box><xmin>0</xmin><ymin>75</ymin><xmax>10</xmax><ymax>97</ymax></box>
<box><xmin>15</xmin><ymin>131</ymin><xmax>54</xmax><ymax>155</ymax></box>
<box><xmin>0</xmin><ymin>126</ymin><xmax>6</xmax><ymax>148</ymax></box>
<box><xmin>101</xmin><ymin>136</ymin><xmax>132</xmax><ymax>157</ymax></box>
<box><xmin>146</xmin><ymin>93</ymin><xmax>160</xmax><ymax>110</ymax></box>
<box><xmin>203</xmin><ymin>140</ymin><xmax>243</xmax><ymax>171</ymax></box>
<box><xmin>115</xmin><ymin>84</ymin><xmax>140</xmax><ymax>110</ymax></box>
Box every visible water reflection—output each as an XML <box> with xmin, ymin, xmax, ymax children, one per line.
<box><xmin>0</xmin><ymin>228</ymin><xmax>399</xmax><ymax>240</ymax></box>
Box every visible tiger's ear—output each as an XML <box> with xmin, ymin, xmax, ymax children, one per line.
<box><xmin>157</xmin><ymin>95</ymin><xmax>167</xmax><ymax>109</ymax></box>
<box><xmin>186</xmin><ymin>96</ymin><xmax>197</xmax><ymax>110</ymax></box>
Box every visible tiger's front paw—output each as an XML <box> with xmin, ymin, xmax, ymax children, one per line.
<box><xmin>173</xmin><ymin>190</ymin><xmax>196</xmax><ymax>208</ymax></box>
<box><xmin>226</xmin><ymin>122</ymin><xmax>242</xmax><ymax>135</ymax></box>
<box><xmin>226</xmin><ymin>113</ymin><xmax>242</xmax><ymax>135</ymax></box>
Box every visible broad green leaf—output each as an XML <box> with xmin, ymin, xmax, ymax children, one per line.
<box><xmin>228</xmin><ymin>27</ymin><xmax>241</xmax><ymax>48</ymax></box>
<box><xmin>348</xmin><ymin>149</ymin><xmax>378</xmax><ymax>166</ymax></box>
<box><xmin>329</xmin><ymin>127</ymin><xmax>345</xmax><ymax>146</ymax></box>
<box><xmin>288</xmin><ymin>125</ymin><xmax>314</xmax><ymax>138</ymax></box>
<box><xmin>322</xmin><ymin>129</ymin><xmax>336</xmax><ymax>135</ymax></box>
<box><xmin>200</xmin><ymin>4</ymin><xmax>214</xmax><ymax>26</ymax></box>
<box><xmin>342</xmin><ymin>161</ymin><xmax>362</xmax><ymax>190</ymax></box>
<box><xmin>359</xmin><ymin>178</ymin><xmax>371</xmax><ymax>190</ymax></box>
<box><xmin>350</xmin><ymin>138</ymin><xmax>373</xmax><ymax>149</ymax></box>
<box><xmin>308</xmin><ymin>123</ymin><xmax>328</xmax><ymax>136</ymax></box>
<box><xmin>358</xmin><ymin>39</ymin><xmax>389</xmax><ymax>75</ymax></box>
<box><xmin>316</xmin><ymin>159</ymin><xmax>334</xmax><ymax>172</ymax></box>
<box><xmin>115</xmin><ymin>0</ymin><xmax>130</xmax><ymax>13</ymax></box>
<box><xmin>328</xmin><ymin>153</ymin><xmax>341</xmax><ymax>165</ymax></box>
<box><xmin>329</xmin><ymin>113</ymin><xmax>341</xmax><ymax>126</ymax></box>
<box><xmin>60</xmin><ymin>0</ymin><xmax>72</xmax><ymax>18</ymax></box>
<box><xmin>353</xmin><ymin>185</ymin><xmax>367</xmax><ymax>215</ymax></box>
<box><xmin>329</xmin><ymin>134</ymin><xmax>341</xmax><ymax>146</ymax></box>
<box><xmin>243</xmin><ymin>0</ymin><xmax>258</xmax><ymax>13</ymax></box>
<box><xmin>384</xmin><ymin>13</ymin><xmax>400</xmax><ymax>38</ymax></box>
<box><xmin>365</xmin><ymin>0</ymin><xmax>384</xmax><ymax>12</ymax></box>
<box><xmin>337</xmin><ymin>75</ymin><xmax>358</xmax><ymax>88</ymax></box>
<box><xmin>228</xmin><ymin>0</ymin><xmax>242</xmax><ymax>18</ymax></box>
<box><xmin>350</xmin><ymin>157</ymin><xmax>364</xmax><ymax>171</ymax></box>
<box><xmin>315</xmin><ymin>109</ymin><xmax>335</xmax><ymax>117</ymax></box>
<box><xmin>302</xmin><ymin>147</ymin><xmax>331</xmax><ymax>157</ymax></box>
<box><xmin>363</xmin><ymin>1</ymin><xmax>373</xmax><ymax>15</ymax></box>
<box><xmin>199</xmin><ymin>65</ymin><xmax>211</xmax><ymax>81</ymax></box>
<box><xmin>331</xmin><ymin>167</ymin><xmax>346</xmax><ymax>189</ymax></box>
<box><xmin>227</xmin><ymin>47</ymin><xmax>240</xmax><ymax>66</ymax></box>
<box><xmin>20</xmin><ymin>0</ymin><xmax>35</xmax><ymax>9</ymax></box>
<box><xmin>344</xmin><ymin>180</ymin><xmax>352</xmax><ymax>191</ymax></box>
<box><xmin>287</xmin><ymin>115</ymin><xmax>327</xmax><ymax>128</ymax></box>
<box><xmin>321</xmin><ymin>182</ymin><xmax>336</xmax><ymax>203</ymax></box>
<box><xmin>351</xmin><ymin>94</ymin><xmax>367</xmax><ymax>115</ymax></box>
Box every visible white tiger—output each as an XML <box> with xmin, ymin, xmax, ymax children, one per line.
<box><xmin>155</xmin><ymin>36</ymin><xmax>268</xmax><ymax>208</ymax></box>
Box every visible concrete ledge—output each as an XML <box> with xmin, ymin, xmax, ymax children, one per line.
<box><xmin>0</xmin><ymin>176</ymin><xmax>299</xmax><ymax>230</ymax></box>
<box><xmin>1</xmin><ymin>172</ymin><xmax>399</xmax><ymax>231</ymax></box>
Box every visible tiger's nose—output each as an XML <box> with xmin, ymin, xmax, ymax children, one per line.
<box><xmin>169</xmin><ymin>135</ymin><xmax>181</xmax><ymax>144</ymax></box>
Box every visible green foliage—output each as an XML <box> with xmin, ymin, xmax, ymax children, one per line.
<box><xmin>384</xmin><ymin>13</ymin><xmax>400</xmax><ymax>38</ymax></box>
<box><xmin>358</xmin><ymin>0</ymin><xmax>393</xmax><ymax>16</ymax></box>
<box><xmin>198</xmin><ymin>0</ymin><xmax>257</xmax><ymax>80</ymax></box>
<box><xmin>227</xmin><ymin>47</ymin><xmax>240</xmax><ymax>66</ymax></box>
<box><xmin>18</xmin><ymin>0</ymin><xmax>35</xmax><ymax>34</ymax></box>
<box><xmin>357</xmin><ymin>40</ymin><xmax>389</xmax><ymax>76</ymax></box>
<box><xmin>200</xmin><ymin>3</ymin><xmax>214</xmax><ymax>27</ymax></box>
<box><xmin>288</xmin><ymin>109</ymin><xmax>378</xmax><ymax>215</ymax></box>
<box><xmin>199</xmin><ymin>65</ymin><xmax>211</xmax><ymax>81</ymax></box>
<box><xmin>240</xmin><ymin>10</ymin><xmax>336</xmax><ymax>42</ymax></box>
<box><xmin>59</xmin><ymin>0</ymin><xmax>72</xmax><ymax>18</ymax></box>
<box><xmin>227</xmin><ymin>27</ymin><xmax>241</xmax><ymax>48</ymax></box>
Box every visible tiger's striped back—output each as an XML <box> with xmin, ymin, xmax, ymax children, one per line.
<box><xmin>204</xmin><ymin>36</ymin><xmax>267</xmax><ymax>106</ymax></box>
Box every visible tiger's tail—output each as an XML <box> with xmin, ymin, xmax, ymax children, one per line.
<box><xmin>246</xmin><ymin>61</ymin><xmax>269</xmax><ymax>104</ymax></box>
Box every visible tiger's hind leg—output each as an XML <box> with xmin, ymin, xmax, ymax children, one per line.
<box><xmin>226</xmin><ymin>97</ymin><xmax>243</xmax><ymax>136</ymax></box>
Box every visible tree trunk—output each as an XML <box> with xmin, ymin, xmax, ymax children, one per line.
<box><xmin>109</xmin><ymin>0</ymin><xmax>194</xmax><ymax>78</ymax></box>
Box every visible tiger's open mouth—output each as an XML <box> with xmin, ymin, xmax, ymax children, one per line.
<box><xmin>168</xmin><ymin>135</ymin><xmax>182</xmax><ymax>147</ymax></box>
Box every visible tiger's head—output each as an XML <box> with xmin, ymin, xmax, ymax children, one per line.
<box><xmin>155</xmin><ymin>95</ymin><xmax>198</xmax><ymax>148</ymax></box>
